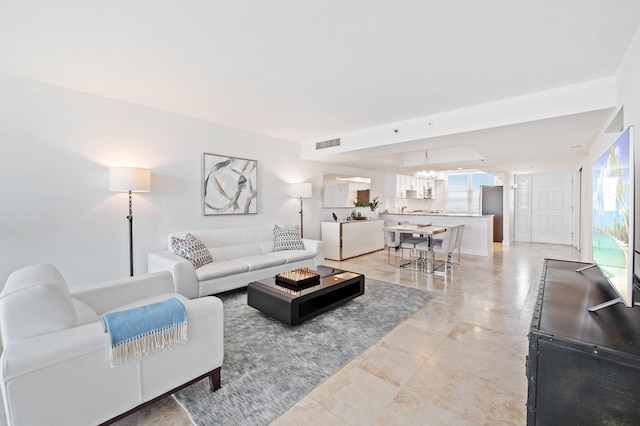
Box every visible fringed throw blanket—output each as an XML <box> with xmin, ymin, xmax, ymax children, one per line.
<box><xmin>102</xmin><ymin>298</ymin><xmax>188</xmax><ymax>366</ymax></box>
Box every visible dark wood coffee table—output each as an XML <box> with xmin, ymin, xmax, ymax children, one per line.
<box><xmin>247</xmin><ymin>265</ymin><xmax>365</xmax><ymax>325</ymax></box>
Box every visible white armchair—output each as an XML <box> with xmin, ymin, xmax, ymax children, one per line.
<box><xmin>0</xmin><ymin>263</ymin><xmax>224</xmax><ymax>426</ymax></box>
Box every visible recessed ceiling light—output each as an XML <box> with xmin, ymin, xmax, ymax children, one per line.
<box><xmin>568</xmin><ymin>144</ymin><xmax>584</xmax><ymax>149</ymax></box>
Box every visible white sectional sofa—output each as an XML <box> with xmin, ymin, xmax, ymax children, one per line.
<box><xmin>148</xmin><ymin>226</ymin><xmax>324</xmax><ymax>298</ymax></box>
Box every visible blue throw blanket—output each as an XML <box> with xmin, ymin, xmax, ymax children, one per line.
<box><xmin>103</xmin><ymin>298</ymin><xmax>188</xmax><ymax>366</ymax></box>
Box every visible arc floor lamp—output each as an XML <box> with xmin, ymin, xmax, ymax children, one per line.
<box><xmin>110</xmin><ymin>167</ymin><xmax>151</xmax><ymax>276</ymax></box>
<box><xmin>290</xmin><ymin>182</ymin><xmax>312</xmax><ymax>238</ymax></box>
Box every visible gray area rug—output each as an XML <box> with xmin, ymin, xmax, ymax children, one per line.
<box><xmin>173</xmin><ymin>277</ymin><xmax>437</xmax><ymax>425</ymax></box>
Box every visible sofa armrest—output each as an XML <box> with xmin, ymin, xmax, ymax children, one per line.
<box><xmin>148</xmin><ymin>251</ymin><xmax>200</xmax><ymax>299</ymax></box>
<box><xmin>303</xmin><ymin>239</ymin><xmax>325</xmax><ymax>267</ymax></box>
<box><xmin>70</xmin><ymin>272</ymin><xmax>174</xmax><ymax>315</ymax></box>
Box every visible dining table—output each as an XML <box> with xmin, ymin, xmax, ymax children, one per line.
<box><xmin>383</xmin><ymin>224</ymin><xmax>446</xmax><ymax>273</ymax></box>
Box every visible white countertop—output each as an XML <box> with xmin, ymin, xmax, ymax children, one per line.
<box><xmin>324</xmin><ymin>218</ymin><xmax>384</xmax><ymax>223</ymax></box>
<box><xmin>381</xmin><ymin>212</ymin><xmax>493</xmax><ymax>218</ymax></box>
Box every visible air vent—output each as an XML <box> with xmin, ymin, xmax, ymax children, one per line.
<box><xmin>315</xmin><ymin>138</ymin><xmax>341</xmax><ymax>150</ymax></box>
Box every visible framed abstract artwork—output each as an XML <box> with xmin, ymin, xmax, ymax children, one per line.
<box><xmin>202</xmin><ymin>153</ymin><xmax>257</xmax><ymax>215</ymax></box>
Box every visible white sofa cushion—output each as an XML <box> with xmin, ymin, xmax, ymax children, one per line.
<box><xmin>268</xmin><ymin>249</ymin><xmax>316</xmax><ymax>263</ymax></box>
<box><xmin>187</xmin><ymin>227</ymin><xmax>272</xmax><ymax>249</ymax></box>
<box><xmin>221</xmin><ymin>243</ymin><xmax>263</xmax><ymax>260</ymax></box>
<box><xmin>233</xmin><ymin>254</ymin><xmax>286</xmax><ymax>271</ymax></box>
<box><xmin>196</xmin><ymin>260</ymin><xmax>250</xmax><ymax>281</ymax></box>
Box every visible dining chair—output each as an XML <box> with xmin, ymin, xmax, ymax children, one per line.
<box><xmin>384</xmin><ymin>229</ymin><xmax>400</xmax><ymax>264</ymax></box>
<box><xmin>451</xmin><ymin>224</ymin><xmax>465</xmax><ymax>265</ymax></box>
<box><xmin>426</xmin><ymin>225</ymin><xmax>459</xmax><ymax>276</ymax></box>
<box><xmin>399</xmin><ymin>236</ymin><xmax>429</xmax><ymax>269</ymax></box>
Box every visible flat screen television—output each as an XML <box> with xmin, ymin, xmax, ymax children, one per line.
<box><xmin>583</xmin><ymin>126</ymin><xmax>636</xmax><ymax>311</ymax></box>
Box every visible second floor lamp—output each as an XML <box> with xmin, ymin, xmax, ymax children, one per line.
<box><xmin>110</xmin><ymin>167</ymin><xmax>151</xmax><ymax>276</ymax></box>
<box><xmin>290</xmin><ymin>183</ymin><xmax>312</xmax><ymax>238</ymax></box>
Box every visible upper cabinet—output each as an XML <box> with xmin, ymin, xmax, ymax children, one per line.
<box><xmin>384</xmin><ymin>173</ymin><xmax>398</xmax><ymax>197</ymax></box>
<box><xmin>384</xmin><ymin>173</ymin><xmax>436</xmax><ymax>199</ymax></box>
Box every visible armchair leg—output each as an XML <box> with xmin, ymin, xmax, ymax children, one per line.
<box><xmin>209</xmin><ymin>367</ymin><xmax>221</xmax><ymax>391</ymax></box>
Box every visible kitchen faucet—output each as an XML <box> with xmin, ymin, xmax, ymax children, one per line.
<box><xmin>401</xmin><ymin>205</ymin><xmax>407</xmax><ymax>214</ymax></box>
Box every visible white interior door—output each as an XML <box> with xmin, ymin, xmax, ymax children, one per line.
<box><xmin>515</xmin><ymin>175</ymin><xmax>532</xmax><ymax>242</ymax></box>
<box><xmin>531</xmin><ymin>173</ymin><xmax>574</xmax><ymax>245</ymax></box>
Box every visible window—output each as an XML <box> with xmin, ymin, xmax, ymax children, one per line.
<box><xmin>446</xmin><ymin>171</ymin><xmax>496</xmax><ymax>212</ymax></box>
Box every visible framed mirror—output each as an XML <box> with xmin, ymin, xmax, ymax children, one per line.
<box><xmin>322</xmin><ymin>173</ymin><xmax>371</xmax><ymax>208</ymax></box>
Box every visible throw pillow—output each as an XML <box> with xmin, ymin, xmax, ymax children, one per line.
<box><xmin>273</xmin><ymin>225</ymin><xmax>305</xmax><ymax>251</ymax></box>
<box><xmin>171</xmin><ymin>233</ymin><xmax>213</xmax><ymax>269</ymax></box>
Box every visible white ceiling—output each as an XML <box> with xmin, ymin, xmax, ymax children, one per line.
<box><xmin>310</xmin><ymin>109</ymin><xmax>615</xmax><ymax>174</ymax></box>
<box><xmin>1</xmin><ymin>1</ymin><xmax>639</xmax><ymax>174</ymax></box>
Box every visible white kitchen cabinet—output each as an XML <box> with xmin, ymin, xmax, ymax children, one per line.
<box><xmin>321</xmin><ymin>220</ymin><xmax>385</xmax><ymax>260</ymax></box>
<box><xmin>384</xmin><ymin>173</ymin><xmax>431</xmax><ymax>199</ymax></box>
<box><xmin>384</xmin><ymin>173</ymin><xmax>398</xmax><ymax>197</ymax></box>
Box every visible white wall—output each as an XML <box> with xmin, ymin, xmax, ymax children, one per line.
<box><xmin>501</xmin><ymin>172</ymin><xmax>515</xmax><ymax>246</ymax></box>
<box><xmin>618</xmin><ymin>23</ymin><xmax>640</xmax><ymax>275</ymax></box>
<box><xmin>580</xmin><ymin>23</ymin><xmax>640</xmax><ymax>262</ymax></box>
<box><xmin>0</xmin><ymin>73</ymin><xmax>380</xmax><ymax>286</ymax></box>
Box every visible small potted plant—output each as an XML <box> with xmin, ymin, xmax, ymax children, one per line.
<box><xmin>368</xmin><ymin>197</ymin><xmax>379</xmax><ymax>218</ymax></box>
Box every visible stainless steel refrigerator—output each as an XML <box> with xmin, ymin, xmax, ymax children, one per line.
<box><xmin>480</xmin><ymin>185</ymin><xmax>503</xmax><ymax>242</ymax></box>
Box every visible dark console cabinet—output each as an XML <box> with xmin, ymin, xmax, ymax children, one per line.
<box><xmin>527</xmin><ymin>259</ymin><xmax>640</xmax><ymax>425</ymax></box>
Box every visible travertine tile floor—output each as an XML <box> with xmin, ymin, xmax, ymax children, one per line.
<box><xmin>3</xmin><ymin>242</ymin><xmax>582</xmax><ymax>425</ymax></box>
<box><xmin>272</xmin><ymin>243</ymin><xmax>581</xmax><ymax>425</ymax></box>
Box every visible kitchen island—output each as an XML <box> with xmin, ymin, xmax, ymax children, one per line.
<box><xmin>380</xmin><ymin>212</ymin><xmax>494</xmax><ymax>257</ymax></box>
<box><xmin>321</xmin><ymin>219</ymin><xmax>385</xmax><ymax>261</ymax></box>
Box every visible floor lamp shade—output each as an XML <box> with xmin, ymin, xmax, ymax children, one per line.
<box><xmin>109</xmin><ymin>167</ymin><xmax>151</xmax><ymax>192</ymax></box>
<box><xmin>290</xmin><ymin>182</ymin><xmax>312</xmax><ymax>198</ymax></box>
<box><xmin>109</xmin><ymin>167</ymin><xmax>150</xmax><ymax>277</ymax></box>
